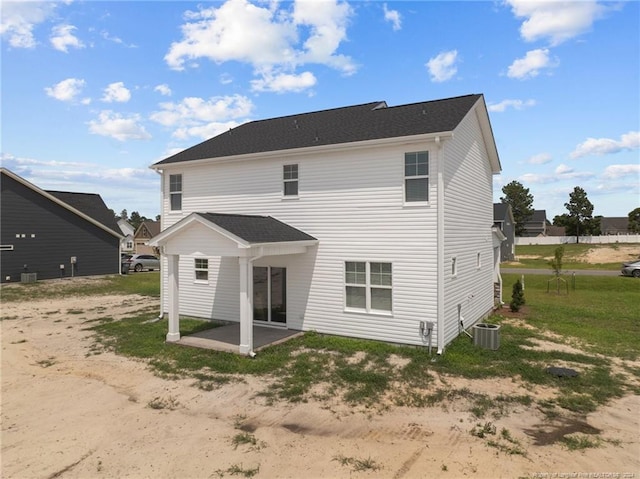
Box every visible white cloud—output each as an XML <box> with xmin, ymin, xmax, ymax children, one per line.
<box><xmin>507</xmin><ymin>48</ymin><xmax>557</xmax><ymax>80</ymax></box>
<box><xmin>154</xmin><ymin>84</ymin><xmax>172</xmax><ymax>96</ymax></box>
<box><xmin>505</xmin><ymin>0</ymin><xmax>608</xmax><ymax>46</ymax></box>
<box><xmin>570</xmin><ymin>131</ymin><xmax>640</xmax><ymax>159</ymax></box>
<box><xmin>101</xmin><ymin>82</ymin><xmax>131</xmax><ymax>103</ymax></box>
<box><xmin>251</xmin><ymin>70</ymin><xmax>316</xmax><ymax>93</ymax></box>
<box><xmin>487</xmin><ymin>98</ymin><xmax>536</xmax><ymax>112</ymax></box>
<box><xmin>100</xmin><ymin>30</ymin><xmax>136</xmax><ymax>48</ymax></box>
<box><xmin>383</xmin><ymin>3</ymin><xmax>401</xmax><ymax>31</ymax></box>
<box><xmin>527</xmin><ymin>153</ymin><xmax>552</xmax><ymax>165</ymax></box>
<box><xmin>50</xmin><ymin>24</ymin><xmax>84</xmax><ymax>52</ymax></box>
<box><xmin>44</xmin><ymin>78</ymin><xmax>87</xmax><ymax>103</ymax></box>
<box><xmin>150</xmin><ymin>94</ymin><xmax>253</xmax><ymax>140</ymax></box>
<box><xmin>0</xmin><ymin>1</ymin><xmax>59</xmax><ymax>48</ymax></box>
<box><xmin>164</xmin><ymin>0</ymin><xmax>355</xmax><ymax>92</ymax></box>
<box><xmin>426</xmin><ymin>50</ymin><xmax>458</xmax><ymax>83</ymax></box>
<box><xmin>555</xmin><ymin>164</ymin><xmax>573</xmax><ymax>175</ymax></box>
<box><xmin>602</xmin><ymin>164</ymin><xmax>640</xmax><ymax>180</ymax></box>
<box><xmin>88</xmin><ymin>111</ymin><xmax>151</xmax><ymax>141</ymax></box>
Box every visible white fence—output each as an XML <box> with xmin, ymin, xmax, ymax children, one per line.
<box><xmin>515</xmin><ymin>235</ymin><xmax>640</xmax><ymax>246</ymax></box>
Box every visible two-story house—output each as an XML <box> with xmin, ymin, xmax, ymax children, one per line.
<box><xmin>150</xmin><ymin>94</ymin><xmax>501</xmax><ymax>355</ymax></box>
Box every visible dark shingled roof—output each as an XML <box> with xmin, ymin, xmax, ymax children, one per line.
<box><xmin>197</xmin><ymin>213</ymin><xmax>316</xmax><ymax>244</ymax></box>
<box><xmin>493</xmin><ymin>203</ymin><xmax>510</xmax><ymax>219</ymax></box>
<box><xmin>47</xmin><ymin>190</ymin><xmax>120</xmax><ymax>233</ymax></box>
<box><xmin>154</xmin><ymin>94</ymin><xmax>483</xmax><ymax>166</ymax></box>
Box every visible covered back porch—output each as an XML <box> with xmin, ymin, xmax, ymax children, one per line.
<box><xmin>149</xmin><ymin>212</ymin><xmax>317</xmax><ymax>355</ymax></box>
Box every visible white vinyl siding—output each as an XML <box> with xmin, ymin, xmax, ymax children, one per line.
<box><xmin>442</xmin><ymin>108</ymin><xmax>495</xmax><ymax>346</ymax></box>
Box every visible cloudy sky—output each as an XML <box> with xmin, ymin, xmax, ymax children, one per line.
<box><xmin>1</xmin><ymin>0</ymin><xmax>638</xmax><ymax>220</ymax></box>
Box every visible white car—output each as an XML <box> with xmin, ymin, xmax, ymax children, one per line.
<box><xmin>621</xmin><ymin>260</ymin><xmax>640</xmax><ymax>278</ymax></box>
<box><xmin>125</xmin><ymin>254</ymin><xmax>160</xmax><ymax>272</ymax></box>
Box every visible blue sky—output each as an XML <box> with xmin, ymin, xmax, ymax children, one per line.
<box><xmin>1</xmin><ymin>0</ymin><xmax>638</xmax><ymax>221</ymax></box>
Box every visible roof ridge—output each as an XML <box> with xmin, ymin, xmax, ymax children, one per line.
<box><xmin>244</xmin><ymin>101</ymin><xmax>386</xmax><ymax>125</ymax></box>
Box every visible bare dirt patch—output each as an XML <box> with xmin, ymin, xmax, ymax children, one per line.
<box><xmin>2</xmin><ymin>291</ymin><xmax>639</xmax><ymax>478</ymax></box>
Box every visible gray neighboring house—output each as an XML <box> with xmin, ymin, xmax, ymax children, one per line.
<box><xmin>0</xmin><ymin>168</ymin><xmax>122</xmax><ymax>282</ymax></box>
<box><xmin>493</xmin><ymin>203</ymin><xmax>515</xmax><ymax>261</ymax></box>
<box><xmin>521</xmin><ymin>210</ymin><xmax>549</xmax><ymax>237</ymax></box>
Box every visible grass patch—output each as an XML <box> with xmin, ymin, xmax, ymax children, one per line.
<box><xmin>231</xmin><ymin>432</ymin><xmax>265</xmax><ymax>451</ymax></box>
<box><xmin>0</xmin><ymin>272</ymin><xmax>160</xmax><ymax>303</ymax></box>
<box><xmin>215</xmin><ymin>464</ymin><xmax>260</xmax><ymax>478</ymax></box>
<box><xmin>332</xmin><ymin>455</ymin><xmax>380</xmax><ymax>472</ymax></box>
<box><xmin>560</xmin><ymin>434</ymin><xmax>602</xmax><ymax>450</ymax></box>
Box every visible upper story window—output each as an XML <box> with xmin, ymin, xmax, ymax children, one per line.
<box><xmin>283</xmin><ymin>164</ymin><xmax>298</xmax><ymax>197</ymax></box>
<box><xmin>169</xmin><ymin>174</ymin><xmax>182</xmax><ymax>211</ymax></box>
<box><xmin>404</xmin><ymin>151</ymin><xmax>429</xmax><ymax>202</ymax></box>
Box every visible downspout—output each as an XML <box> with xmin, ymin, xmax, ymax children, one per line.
<box><xmin>436</xmin><ymin>136</ymin><xmax>445</xmax><ymax>355</ymax></box>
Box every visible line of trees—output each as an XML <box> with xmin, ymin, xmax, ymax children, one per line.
<box><xmin>500</xmin><ymin>181</ymin><xmax>638</xmax><ymax>242</ymax></box>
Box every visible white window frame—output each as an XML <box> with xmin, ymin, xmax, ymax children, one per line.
<box><xmin>0</xmin><ymin>245</ymin><xmax>14</xmax><ymax>251</ymax></box>
<box><xmin>283</xmin><ymin>164</ymin><xmax>299</xmax><ymax>198</ymax></box>
<box><xmin>194</xmin><ymin>258</ymin><xmax>209</xmax><ymax>283</ymax></box>
<box><xmin>404</xmin><ymin>151</ymin><xmax>429</xmax><ymax>204</ymax></box>
<box><xmin>169</xmin><ymin>174</ymin><xmax>182</xmax><ymax>212</ymax></box>
<box><xmin>344</xmin><ymin>261</ymin><xmax>393</xmax><ymax>314</ymax></box>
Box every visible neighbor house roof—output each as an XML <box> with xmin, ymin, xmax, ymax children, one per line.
<box><xmin>493</xmin><ymin>203</ymin><xmax>512</xmax><ymax>221</ymax></box>
<box><xmin>47</xmin><ymin>191</ymin><xmax>120</xmax><ymax>232</ymax></box>
<box><xmin>600</xmin><ymin>217</ymin><xmax>629</xmax><ymax>234</ymax></box>
<box><xmin>135</xmin><ymin>220</ymin><xmax>161</xmax><ymax>238</ymax></box>
<box><xmin>0</xmin><ymin>168</ymin><xmax>121</xmax><ymax>238</ymax></box>
<box><xmin>196</xmin><ymin>213</ymin><xmax>317</xmax><ymax>244</ymax></box>
<box><xmin>152</xmin><ymin>94</ymin><xmax>497</xmax><ymax>168</ymax></box>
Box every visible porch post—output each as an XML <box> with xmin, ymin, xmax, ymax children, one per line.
<box><xmin>238</xmin><ymin>256</ymin><xmax>253</xmax><ymax>355</ymax></box>
<box><xmin>166</xmin><ymin>253</ymin><xmax>180</xmax><ymax>342</ymax></box>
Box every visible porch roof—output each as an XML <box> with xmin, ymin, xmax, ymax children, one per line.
<box><xmin>149</xmin><ymin>212</ymin><xmax>317</xmax><ymax>253</ymax></box>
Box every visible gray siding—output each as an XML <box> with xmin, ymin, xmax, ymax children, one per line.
<box><xmin>0</xmin><ymin>173</ymin><xmax>119</xmax><ymax>282</ymax></box>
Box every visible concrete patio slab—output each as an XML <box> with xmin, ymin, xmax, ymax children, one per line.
<box><xmin>174</xmin><ymin>323</ymin><xmax>303</xmax><ymax>353</ymax></box>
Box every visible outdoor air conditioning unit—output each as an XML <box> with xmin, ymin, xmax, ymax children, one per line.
<box><xmin>473</xmin><ymin>323</ymin><xmax>500</xmax><ymax>350</ymax></box>
<box><xmin>21</xmin><ymin>272</ymin><xmax>37</xmax><ymax>283</ymax></box>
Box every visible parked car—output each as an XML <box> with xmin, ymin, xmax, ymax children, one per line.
<box><xmin>621</xmin><ymin>260</ymin><xmax>640</xmax><ymax>277</ymax></box>
<box><xmin>126</xmin><ymin>254</ymin><xmax>160</xmax><ymax>272</ymax></box>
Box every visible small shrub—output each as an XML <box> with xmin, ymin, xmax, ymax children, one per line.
<box><xmin>510</xmin><ymin>279</ymin><xmax>525</xmax><ymax>312</ymax></box>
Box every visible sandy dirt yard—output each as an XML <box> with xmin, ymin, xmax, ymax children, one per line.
<box><xmin>1</xmin><ymin>284</ymin><xmax>639</xmax><ymax>478</ymax></box>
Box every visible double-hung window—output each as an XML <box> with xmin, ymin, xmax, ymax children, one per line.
<box><xmin>345</xmin><ymin>261</ymin><xmax>392</xmax><ymax>313</ymax></box>
<box><xmin>194</xmin><ymin>258</ymin><xmax>208</xmax><ymax>282</ymax></box>
<box><xmin>283</xmin><ymin>164</ymin><xmax>298</xmax><ymax>197</ymax></box>
<box><xmin>169</xmin><ymin>174</ymin><xmax>182</xmax><ymax>211</ymax></box>
<box><xmin>404</xmin><ymin>151</ymin><xmax>429</xmax><ymax>202</ymax></box>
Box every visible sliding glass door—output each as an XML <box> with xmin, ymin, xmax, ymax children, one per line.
<box><xmin>253</xmin><ymin>266</ymin><xmax>286</xmax><ymax>324</ymax></box>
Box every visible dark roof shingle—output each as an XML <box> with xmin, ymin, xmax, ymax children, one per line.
<box><xmin>154</xmin><ymin>94</ymin><xmax>482</xmax><ymax>165</ymax></box>
<box><xmin>47</xmin><ymin>190</ymin><xmax>120</xmax><ymax>232</ymax></box>
<box><xmin>197</xmin><ymin>213</ymin><xmax>316</xmax><ymax>244</ymax></box>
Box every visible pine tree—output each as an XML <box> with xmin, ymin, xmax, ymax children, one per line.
<box><xmin>510</xmin><ymin>280</ymin><xmax>525</xmax><ymax>312</ymax></box>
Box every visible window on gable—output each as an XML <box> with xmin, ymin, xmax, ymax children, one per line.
<box><xmin>404</xmin><ymin>151</ymin><xmax>429</xmax><ymax>202</ymax></box>
<box><xmin>195</xmin><ymin>258</ymin><xmax>208</xmax><ymax>282</ymax></box>
<box><xmin>345</xmin><ymin>261</ymin><xmax>392</xmax><ymax>313</ymax></box>
<box><xmin>169</xmin><ymin>174</ymin><xmax>182</xmax><ymax>211</ymax></box>
<box><xmin>283</xmin><ymin>164</ymin><xmax>298</xmax><ymax>197</ymax></box>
